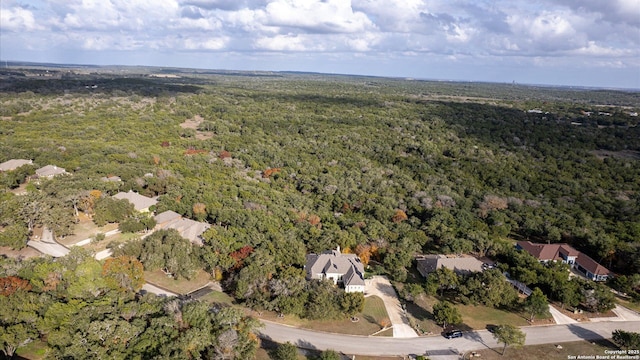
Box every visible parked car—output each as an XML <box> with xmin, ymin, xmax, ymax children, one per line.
<box><xmin>443</xmin><ymin>330</ymin><xmax>463</xmax><ymax>339</ymax></box>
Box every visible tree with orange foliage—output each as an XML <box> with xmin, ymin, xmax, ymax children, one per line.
<box><xmin>355</xmin><ymin>243</ymin><xmax>379</xmax><ymax>265</ymax></box>
<box><xmin>219</xmin><ymin>150</ymin><xmax>231</xmax><ymax>159</ymax></box>
<box><xmin>193</xmin><ymin>202</ymin><xmax>207</xmax><ymax>221</ymax></box>
<box><xmin>262</xmin><ymin>167</ymin><xmax>281</xmax><ymax>178</ymax></box>
<box><xmin>392</xmin><ymin>209</ymin><xmax>408</xmax><ymax>223</ymax></box>
<box><xmin>230</xmin><ymin>246</ymin><xmax>254</xmax><ymax>270</ymax></box>
<box><xmin>0</xmin><ymin>276</ymin><xmax>32</xmax><ymax>296</ymax></box>
<box><xmin>102</xmin><ymin>256</ymin><xmax>145</xmax><ymax>293</ymax></box>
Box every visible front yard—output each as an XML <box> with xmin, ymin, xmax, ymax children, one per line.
<box><xmin>257</xmin><ymin>295</ymin><xmax>393</xmax><ymax>336</ymax></box>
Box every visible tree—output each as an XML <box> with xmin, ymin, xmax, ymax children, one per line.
<box><xmin>582</xmin><ymin>284</ymin><xmax>616</xmax><ymax>313</ymax></box>
<box><xmin>492</xmin><ymin>324</ymin><xmax>526</xmax><ymax>356</ymax></box>
<box><xmin>270</xmin><ymin>341</ymin><xmax>298</xmax><ymax>360</ymax></box>
<box><xmin>317</xmin><ymin>349</ymin><xmax>341</xmax><ymax>360</ymax></box>
<box><xmin>524</xmin><ymin>287</ymin><xmax>549</xmax><ymax>322</ymax></box>
<box><xmin>612</xmin><ymin>330</ymin><xmax>640</xmax><ymax>350</ymax></box>
<box><xmin>426</xmin><ymin>267</ymin><xmax>459</xmax><ymax>297</ymax></box>
<box><xmin>102</xmin><ymin>256</ymin><xmax>145</xmax><ymax>293</ymax></box>
<box><xmin>340</xmin><ymin>292</ymin><xmax>365</xmax><ymax>316</ymax></box>
<box><xmin>432</xmin><ymin>300</ymin><xmax>462</xmax><ymax>329</ymax></box>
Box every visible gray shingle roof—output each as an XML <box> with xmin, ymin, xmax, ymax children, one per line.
<box><xmin>416</xmin><ymin>254</ymin><xmax>485</xmax><ymax>277</ymax></box>
<box><xmin>35</xmin><ymin>165</ymin><xmax>67</xmax><ymax>177</ymax></box>
<box><xmin>0</xmin><ymin>159</ymin><xmax>32</xmax><ymax>172</ymax></box>
<box><xmin>305</xmin><ymin>248</ymin><xmax>365</xmax><ymax>286</ymax></box>
<box><xmin>113</xmin><ymin>190</ymin><xmax>158</xmax><ymax>211</ymax></box>
<box><xmin>153</xmin><ymin>210</ymin><xmax>211</xmax><ymax>246</ymax></box>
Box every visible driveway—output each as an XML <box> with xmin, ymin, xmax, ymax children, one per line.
<box><xmin>548</xmin><ymin>304</ymin><xmax>578</xmax><ymax>324</ymax></box>
<box><xmin>365</xmin><ymin>276</ymin><xmax>419</xmax><ymax>338</ymax></box>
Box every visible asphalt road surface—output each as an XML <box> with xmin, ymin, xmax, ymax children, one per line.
<box><xmin>259</xmin><ymin>320</ymin><xmax>640</xmax><ymax>357</ymax></box>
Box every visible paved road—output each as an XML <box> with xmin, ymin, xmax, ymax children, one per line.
<box><xmin>259</xmin><ymin>320</ymin><xmax>640</xmax><ymax>357</ymax></box>
<box><xmin>365</xmin><ymin>276</ymin><xmax>419</xmax><ymax>338</ymax></box>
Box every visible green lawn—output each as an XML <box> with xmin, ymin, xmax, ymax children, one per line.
<box><xmin>144</xmin><ymin>269</ymin><xmax>212</xmax><ymax>295</ymax></box>
<box><xmin>468</xmin><ymin>339</ymin><xmax>618</xmax><ymax>360</ymax></box>
<box><xmin>199</xmin><ymin>290</ymin><xmax>235</xmax><ymax>304</ymax></box>
<box><xmin>258</xmin><ymin>296</ymin><xmax>392</xmax><ymax>336</ymax></box>
<box><xmin>15</xmin><ymin>339</ymin><xmax>49</xmax><ymax>360</ymax></box>
<box><xmin>457</xmin><ymin>303</ymin><xmax>534</xmax><ymax>331</ymax></box>
<box><xmin>616</xmin><ymin>295</ymin><xmax>640</xmax><ymax>313</ymax></box>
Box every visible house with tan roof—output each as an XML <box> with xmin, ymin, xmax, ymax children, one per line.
<box><xmin>305</xmin><ymin>247</ymin><xmax>365</xmax><ymax>293</ymax></box>
<box><xmin>0</xmin><ymin>159</ymin><xmax>33</xmax><ymax>172</ymax></box>
<box><xmin>113</xmin><ymin>190</ymin><xmax>158</xmax><ymax>213</ymax></box>
<box><xmin>416</xmin><ymin>254</ymin><xmax>488</xmax><ymax>278</ymax></box>
<box><xmin>516</xmin><ymin>241</ymin><xmax>613</xmax><ymax>281</ymax></box>
<box><xmin>35</xmin><ymin>165</ymin><xmax>67</xmax><ymax>178</ymax></box>
<box><xmin>153</xmin><ymin>210</ymin><xmax>211</xmax><ymax>246</ymax></box>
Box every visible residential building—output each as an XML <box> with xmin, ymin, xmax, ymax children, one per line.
<box><xmin>516</xmin><ymin>241</ymin><xmax>613</xmax><ymax>281</ymax></box>
<box><xmin>35</xmin><ymin>165</ymin><xmax>67</xmax><ymax>178</ymax></box>
<box><xmin>416</xmin><ymin>254</ymin><xmax>487</xmax><ymax>278</ymax></box>
<box><xmin>305</xmin><ymin>247</ymin><xmax>365</xmax><ymax>293</ymax></box>
<box><xmin>153</xmin><ymin>210</ymin><xmax>211</xmax><ymax>246</ymax></box>
<box><xmin>113</xmin><ymin>190</ymin><xmax>158</xmax><ymax>213</ymax></box>
<box><xmin>0</xmin><ymin>159</ymin><xmax>32</xmax><ymax>172</ymax></box>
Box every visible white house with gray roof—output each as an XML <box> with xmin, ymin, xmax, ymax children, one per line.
<box><xmin>35</xmin><ymin>165</ymin><xmax>67</xmax><ymax>178</ymax></box>
<box><xmin>113</xmin><ymin>190</ymin><xmax>158</xmax><ymax>213</ymax></box>
<box><xmin>305</xmin><ymin>247</ymin><xmax>365</xmax><ymax>293</ymax></box>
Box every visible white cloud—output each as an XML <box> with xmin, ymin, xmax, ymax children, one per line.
<box><xmin>0</xmin><ymin>0</ymin><xmax>638</xmax><ymax>87</ymax></box>
<box><xmin>0</xmin><ymin>7</ymin><xmax>42</xmax><ymax>32</ymax></box>
<box><xmin>262</xmin><ymin>0</ymin><xmax>375</xmax><ymax>33</ymax></box>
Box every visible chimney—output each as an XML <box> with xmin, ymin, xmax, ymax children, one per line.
<box><xmin>336</xmin><ymin>245</ymin><xmax>341</xmax><ymax>254</ymax></box>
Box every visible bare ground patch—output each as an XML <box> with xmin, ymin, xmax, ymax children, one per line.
<box><xmin>592</xmin><ymin>150</ymin><xmax>640</xmax><ymax>160</ymax></box>
<box><xmin>180</xmin><ymin>115</ymin><xmax>214</xmax><ymax>140</ymax></box>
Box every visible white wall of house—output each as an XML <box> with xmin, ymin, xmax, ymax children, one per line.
<box><xmin>345</xmin><ymin>285</ymin><xmax>365</xmax><ymax>293</ymax></box>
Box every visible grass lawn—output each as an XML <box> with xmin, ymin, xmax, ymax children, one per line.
<box><xmin>144</xmin><ymin>269</ymin><xmax>211</xmax><ymax>295</ymax></box>
<box><xmin>467</xmin><ymin>339</ymin><xmax>619</xmax><ymax>360</ymax></box>
<box><xmin>15</xmin><ymin>339</ymin><xmax>49</xmax><ymax>360</ymax></box>
<box><xmin>457</xmin><ymin>303</ymin><xmax>536</xmax><ymax>331</ymax></box>
<box><xmin>83</xmin><ymin>231</ymin><xmax>139</xmax><ymax>252</ymax></box>
<box><xmin>198</xmin><ymin>290</ymin><xmax>235</xmax><ymax>305</ymax></box>
<box><xmin>616</xmin><ymin>295</ymin><xmax>640</xmax><ymax>313</ymax></box>
<box><xmin>57</xmin><ymin>214</ymin><xmax>118</xmax><ymax>246</ymax></box>
<box><xmin>258</xmin><ymin>296</ymin><xmax>392</xmax><ymax>336</ymax></box>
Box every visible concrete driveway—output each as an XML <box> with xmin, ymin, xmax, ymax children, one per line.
<box><xmin>365</xmin><ymin>276</ymin><xmax>419</xmax><ymax>338</ymax></box>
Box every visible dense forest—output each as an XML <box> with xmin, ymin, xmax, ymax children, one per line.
<box><xmin>1</xmin><ymin>68</ymin><xmax>639</xmax><ymax>357</ymax></box>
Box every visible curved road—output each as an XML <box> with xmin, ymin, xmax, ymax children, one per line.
<box><xmin>259</xmin><ymin>320</ymin><xmax>640</xmax><ymax>357</ymax></box>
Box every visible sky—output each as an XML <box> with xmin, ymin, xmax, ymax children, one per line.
<box><xmin>1</xmin><ymin>0</ymin><xmax>639</xmax><ymax>89</ymax></box>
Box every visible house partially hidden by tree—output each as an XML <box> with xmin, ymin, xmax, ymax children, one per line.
<box><xmin>35</xmin><ymin>165</ymin><xmax>67</xmax><ymax>178</ymax></box>
<box><xmin>0</xmin><ymin>159</ymin><xmax>33</xmax><ymax>172</ymax></box>
<box><xmin>416</xmin><ymin>254</ymin><xmax>487</xmax><ymax>278</ymax></box>
<box><xmin>113</xmin><ymin>190</ymin><xmax>158</xmax><ymax>213</ymax></box>
<box><xmin>153</xmin><ymin>210</ymin><xmax>211</xmax><ymax>246</ymax></box>
<box><xmin>516</xmin><ymin>241</ymin><xmax>613</xmax><ymax>281</ymax></box>
<box><xmin>305</xmin><ymin>247</ymin><xmax>365</xmax><ymax>293</ymax></box>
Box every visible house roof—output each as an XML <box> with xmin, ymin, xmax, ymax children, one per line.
<box><xmin>306</xmin><ymin>248</ymin><xmax>365</xmax><ymax>283</ymax></box>
<box><xmin>35</xmin><ymin>165</ymin><xmax>67</xmax><ymax>177</ymax></box>
<box><xmin>113</xmin><ymin>190</ymin><xmax>158</xmax><ymax>211</ymax></box>
<box><xmin>576</xmin><ymin>253</ymin><xmax>612</xmax><ymax>276</ymax></box>
<box><xmin>516</xmin><ymin>241</ymin><xmax>580</xmax><ymax>261</ymax></box>
<box><xmin>0</xmin><ymin>159</ymin><xmax>32</xmax><ymax>172</ymax></box>
<box><xmin>154</xmin><ymin>210</ymin><xmax>182</xmax><ymax>225</ymax></box>
<box><xmin>517</xmin><ymin>240</ymin><xmax>612</xmax><ymax>277</ymax></box>
<box><xmin>416</xmin><ymin>255</ymin><xmax>485</xmax><ymax>277</ymax></box>
<box><xmin>154</xmin><ymin>210</ymin><xmax>210</xmax><ymax>246</ymax></box>
<box><xmin>100</xmin><ymin>176</ymin><xmax>122</xmax><ymax>182</ymax></box>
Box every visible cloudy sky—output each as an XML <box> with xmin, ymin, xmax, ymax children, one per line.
<box><xmin>1</xmin><ymin>0</ymin><xmax>639</xmax><ymax>88</ymax></box>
